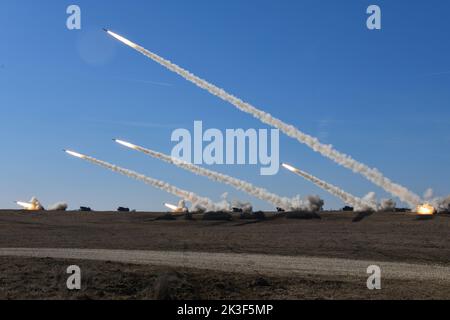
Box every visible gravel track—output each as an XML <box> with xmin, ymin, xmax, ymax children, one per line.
<box><xmin>1</xmin><ymin>248</ymin><xmax>449</xmax><ymax>282</ymax></box>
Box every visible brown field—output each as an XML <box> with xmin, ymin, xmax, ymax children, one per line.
<box><xmin>0</xmin><ymin>210</ymin><xmax>448</xmax><ymax>300</ymax></box>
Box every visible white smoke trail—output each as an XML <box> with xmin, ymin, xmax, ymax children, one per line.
<box><xmin>282</xmin><ymin>163</ymin><xmax>376</xmax><ymax>211</ymax></box>
<box><xmin>64</xmin><ymin>150</ymin><xmax>221</xmax><ymax>211</ymax></box>
<box><xmin>115</xmin><ymin>139</ymin><xmax>294</xmax><ymax>210</ymax></box>
<box><xmin>106</xmin><ymin>30</ymin><xmax>422</xmax><ymax>208</ymax></box>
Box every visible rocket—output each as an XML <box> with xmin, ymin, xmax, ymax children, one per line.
<box><xmin>64</xmin><ymin>149</ymin><xmax>85</xmax><ymax>159</ymax></box>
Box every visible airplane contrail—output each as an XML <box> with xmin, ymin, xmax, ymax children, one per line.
<box><xmin>282</xmin><ymin>163</ymin><xmax>376</xmax><ymax>211</ymax></box>
<box><xmin>104</xmin><ymin>29</ymin><xmax>422</xmax><ymax>208</ymax></box>
<box><xmin>114</xmin><ymin>139</ymin><xmax>293</xmax><ymax>210</ymax></box>
<box><xmin>64</xmin><ymin>150</ymin><xmax>221</xmax><ymax>211</ymax></box>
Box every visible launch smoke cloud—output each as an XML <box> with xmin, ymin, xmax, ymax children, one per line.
<box><xmin>379</xmin><ymin>199</ymin><xmax>396</xmax><ymax>212</ymax></box>
<box><xmin>49</xmin><ymin>202</ymin><xmax>68</xmax><ymax>211</ymax></box>
<box><xmin>105</xmin><ymin>29</ymin><xmax>422</xmax><ymax>208</ymax></box>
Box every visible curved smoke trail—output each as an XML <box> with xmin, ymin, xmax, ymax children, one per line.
<box><xmin>105</xmin><ymin>30</ymin><xmax>422</xmax><ymax>207</ymax></box>
<box><xmin>64</xmin><ymin>150</ymin><xmax>221</xmax><ymax>211</ymax></box>
<box><xmin>282</xmin><ymin>163</ymin><xmax>376</xmax><ymax>211</ymax></box>
<box><xmin>114</xmin><ymin>139</ymin><xmax>293</xmax><ymax>210</ymax></box>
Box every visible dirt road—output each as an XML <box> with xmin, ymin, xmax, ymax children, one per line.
<box><xmin>1</xmin><ymin>248</ymin><xmax>449</xmax><ymax>282</ymax></box>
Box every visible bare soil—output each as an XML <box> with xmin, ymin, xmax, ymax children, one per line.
<box><xmin>0</xmin><ymin>210</ymin><xmax>448</xmax><ymax>264</ymax></box>
<box><xmin>1</xmin><ymin>256</ymin><xmax>448</xmax><ymax>300</ymax></box>
<box><xmin>0</xmin><ymin>210</ymin><xmax>448</xmax><ymax>299</ymax></box>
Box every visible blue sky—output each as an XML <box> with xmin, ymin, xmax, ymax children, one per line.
<box><xmin>0</xmin><ymin>0</ymin><xmax>449</xmax><ymax>211</ymax></box>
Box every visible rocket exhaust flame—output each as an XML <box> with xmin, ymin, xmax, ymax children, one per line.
<box><xmin>164</xmin><ymin>203</ymin><xmax>188</xmax><ymax>213</ymax></box>
<box><xmin>64</xmin><ymin>150</ymin><xmax>85</xmax><ymax>159</ymax></box>
<box><xmin>105</xmin><ymin>30</ymin><xmax>422</xmax><ymax>208</ymax></box>
<box><xmin>114</xmin><ymin>139</ymin><xmax>138</xmax><ymax>150</ymax></box>
<box><xmin>64</xmin><ymin>149</ymin><xmax>221</xmax><ymax>211</ymax></box>
<box><xmin>416</xmin><ymin>203</ymin><xmax>435</xmax><ymax>216</ymax></box>
<box><xmin>282</xmin><ymin>163</ymin><xmax>376</xmax><ymax>211</ymax></box>
<box><xmin>114</xmin><ymin>139</ymin><xmax>293</xmax><ymax>210</ymax></box>
<box><xmin>164</xmin><ymin>203</ymin><xmax>179</xmax><ymax>211</ymax></box>
<box><xmin>282</xmin><ymin>164</ymin><xmax>298</xmax><ymax>173</ymax></box>
<box><xmin>105</xmin><ymin>30</ymin><xmax>138</xmax><ymax>49</ymax></box>
<box><xmin>16</xmin><ymin>201</ymin><xmax>35</xmax><ymax>210</ymax></box>
<box><xmin>15</xmin><ymin>197</ymin><xmax>43</xmax><ymax>211</ymax></box>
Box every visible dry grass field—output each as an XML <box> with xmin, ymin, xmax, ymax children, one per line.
<box><xmin>0</xmin><ymin>210</ymin><xmax>448</xmax><ymax>299</ymax></box>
